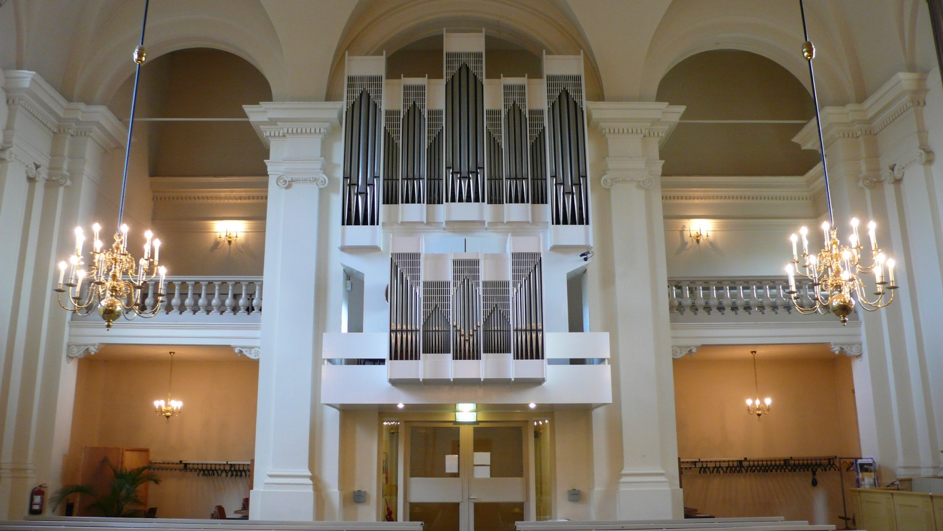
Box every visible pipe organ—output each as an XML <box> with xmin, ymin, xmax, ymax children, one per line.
<box><xmin>341</xmin><ymin>32</ymin><xmax>593</xmax><ymax>249</ymax></box>
<box><xmin>388</xmin><ymin>236</ymin><xmax>545</xmax><ymax>380</ymax></box>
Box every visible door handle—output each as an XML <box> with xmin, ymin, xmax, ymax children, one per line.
<box><xmin>469</xmin><ymin>496</ymin><xmax>477</xmax><ymax>500</ymax></box>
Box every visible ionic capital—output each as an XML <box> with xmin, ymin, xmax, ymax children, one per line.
<box><xmin>233</xmin><ymin>346</ymin><xmax>261</xmax><ymax>360</ymax></box>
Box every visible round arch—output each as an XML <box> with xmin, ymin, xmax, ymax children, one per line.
<box><xmin>640</xmin><ymin>3</ymin><xmax>862</xmax><ymax>106</ymax></box>
<box><xmin>73</xmin><ymin>5</ymin><xmax>287</xmax><ymax>106</ymax></box>
<box><xmin>327</xmin><ymin>0</ymin><xmax>604</xmax><ymax>101</ymax></box>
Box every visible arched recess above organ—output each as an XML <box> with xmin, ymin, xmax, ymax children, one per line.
<box><xmin>327</xmin><ymin>0</ymin><xmax>604</xmax><ymax>102</ymax></box>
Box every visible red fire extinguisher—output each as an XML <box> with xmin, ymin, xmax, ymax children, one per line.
<box><xmin>29</xmin><ymin>484</ymin><xmax>46</xmax><ymax>515</ymax></box>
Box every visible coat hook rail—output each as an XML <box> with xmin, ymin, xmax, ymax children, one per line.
<box><xmin>149</xmin><ymin>460</ymin><xmax>251</xmax><ymax>478</ymax></box>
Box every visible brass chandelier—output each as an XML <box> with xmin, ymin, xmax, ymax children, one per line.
<box><xmin>154</xmin><ymin>351</ymin><xmax>183</xmax><ymax>420</ymax></box>
<box><xmin>53</xmin><ymin>0</ymin><xmax>168</xmax><ymax>330</ymax></box>
<box><xmin>745</xmin><ymin>351</ymin><xmax>771</xmax><ymax>419</ymax></box>
<box><xmin>785</xmin><ymin>0</ymin><xmax>897</xmax><ymax>324</ymax></box>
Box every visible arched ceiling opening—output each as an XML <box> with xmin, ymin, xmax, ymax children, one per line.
<box><xmin>657</xmin><ymin>49</ymin><xmax>820</xmax><ymax>177</ymax></box>
<box><xmin>108</xmin><ymin>48</ymin><xmax>272</xmax><ymax>177</ymax></box>
<box><xmin>328</xmin><ymin>0</ymin><xmax>603</xmax><ymax>101</ymax></box>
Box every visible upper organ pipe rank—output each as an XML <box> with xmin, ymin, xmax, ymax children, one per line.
<box><xmin>341</xmin><ymin>32</ymin><xmax>591</xmax><ymax>228</ymax></box>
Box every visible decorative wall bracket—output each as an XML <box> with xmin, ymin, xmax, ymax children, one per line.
<box><xmin>66</xmin><ymin>343</ymin><xmax>99</xmax><ymax>363</ymax></box>
<box><xmin>671</xmin><ymin>345</ymin><xmax>699</xmax><ymax>359</ymax></box>
<box><xmin>830</xmin><ymin>343</ymin><xmax>863</xmax><ymax>357</ymax></box>
<box><xmin>233</xmin><ymin>346</ymin><xmax>261</xmax><ymax>360</ymax></box>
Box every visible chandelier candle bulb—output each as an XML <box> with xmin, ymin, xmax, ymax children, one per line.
<box><xmin>57</xmin><ymin>262</ymin><xmax>67</xmax><ymax>288</ymax></box>
<box><xmin>120</xmin><ymin>224</ymin><xmax>129</xmax><ymax>251</ymax></box>
<box><xmin>74</xmin><ymin>270</ymin><xmax>86</xmax><ymax>296</ymax></box>
<box><xmin>800</xmin><ymin>226</ymin><xmax>809</xmax><ymax>255</ymax></box>
<box><xmin>790</xmin><ymin>234</ymin><xmax>799</xmax><ymax>261</ymax></box>
<box><xmin>887</xmin><ymin>259</ymin><xmax>896</xmax><ymax>285</ymax></box>
<box><xmin>786</xmin><ymin>264</ymin><xmax>796</xmax><ymax>292</ymax></box>
<box><xmin>153</xmin><ymin>239</ymin><xmax>160</xmax><ymax>264</ymax></box>
<box><xmin>851</xmin><ymin>218</ymin><xmax>860</xmax><ymax>244</ymax></box>
<box><xmin>822</xmin><ymin>222</ymin><xmax>831</xmax><ymax>247</ymax></box>
<box><xmin>868</xmin><ymin>221</ymin><xmax>878</xmax><ymax>251</ymax></box>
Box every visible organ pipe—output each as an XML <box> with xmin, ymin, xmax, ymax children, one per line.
<box><xmin>504</xmin><ymin>102</ymin><xmax>529</xmax><ymax>204</ymax></box>
<box><xmin>445</xmin><ymin>62</ymin><xmax>485</xmax><ymax>203</ymax></box>
<box><xmin>401</xmin><ymin>99</ymin><xmax>425</xmax><ymax>204</ymax></box>
<box><xmin>512</xmin><ymin>253</ymin><xmax>544</xmax><ymax>360</ymax></box>
<box><xmin>389</xmin><ymin>253</ymin><xmax>421</xmax><ymax>361</ymax></box>
<box><xmin>342</xmin><ymin>85</ymin><xmax>381</xmax><ymax>226</ymax></box>
<box><xmin>547</xmin><ymin>86</ymin><xmax>589</xmax><ymax>225</ymax></box>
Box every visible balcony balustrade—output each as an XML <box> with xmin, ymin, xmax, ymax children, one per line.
<box><xmin>668</xmin><ymin>276</ymin><xmax>832</xmax><ymax>318</ymax></box>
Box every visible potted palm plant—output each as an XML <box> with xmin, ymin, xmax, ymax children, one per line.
<box><xmin>51</xmin><ymin>460</ymin><xmax>160</xmax><ymax>517</ymax></box>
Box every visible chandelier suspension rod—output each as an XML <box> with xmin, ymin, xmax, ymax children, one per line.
<box><xmin>117</xmin><ymin>0</ymin><xmax>150</xmax><ymax>228</ymax></box>
<box><xmin>752</xmin><ymin>351</ymin><xmax>760</xmax><ymax>397</ymax></box>
<box><xmin>799</xmin><ymin>0</ymin><xmax>835</xmax><ymax>227</ymax></box>
<box><xmin>168</xmin><ymin>351</ymin><xmax>175</xmax><ymax>396</ymax></box>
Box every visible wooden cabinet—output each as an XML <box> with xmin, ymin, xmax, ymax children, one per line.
<box><xmin>852</xmin><ymin>488</ymin><xmax>943</xmax><ymax>531</ymax></box>
<box><xmin>76</xmin><ymin>446</ymin><xmax>150</xmax><ymax>516</ymax></box>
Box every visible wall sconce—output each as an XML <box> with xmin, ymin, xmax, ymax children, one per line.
<box><xmin>688</xmin><ymin>220</ymin><xmax>710</xmax><ymax>245</ymax></box>
<box><xmin>216</xmin><ymin>221</ymin><xmax>242</xmax><ymax>247</ymax></box>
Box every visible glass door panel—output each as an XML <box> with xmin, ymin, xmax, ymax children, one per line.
<box><xmin>410</xmin><ymin>426</ymin><xmax>460</xmax><ymax>477</ymax></box>
<box><xmin>473</xmin><ymin>502</ymin><xmax>525</xmax><ymax>531</ymax></box>
<box><xmin>410</xmin><ymin>502</ymin><xmax>461</xmax><ymax>531</ymax></box>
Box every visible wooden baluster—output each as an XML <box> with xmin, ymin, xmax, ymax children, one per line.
<box><xmin>212</xmin><ymin>283</ymin><xmax>222</xmax><ymax>314</ymax></box>
<box><xmin>238</xmin><ymin>281</ymin><xmax>249</xmax><ymax>315</ymax></box>
<box><xmin>224</xmin><ymin>282</ymin><xmax>236</xmax><ymax>314</ymax></box>
<box><xmin>171</xmin><ymin>282</ymin><xmax>182</xmax><ymax>314</ymax></box>
<box><xmin>197</xmin><ymin>282</ymin><xmax>208</xmax><ymax>314</ymax></box>
<box><xmin>184</xmin><ymin>282</ymin><xmax>195</xmax><ymax>314</ymax></box>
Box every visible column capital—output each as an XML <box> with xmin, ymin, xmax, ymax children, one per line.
<box><xmin>244</xmin><ymin>102</ymin><xmax>343</xmax><ymax>148</ymax></box>
<box><xmin>588</xmin><ymin>102</ymin><xmax>684</xmax><ymax>148</ymax></box>
<box><xmin>600</xmin><ymin>157</ymin><xmax>664</xmax><ymax>189</ymax></box>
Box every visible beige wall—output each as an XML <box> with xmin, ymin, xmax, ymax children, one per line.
<box><xmin>673</xmin><ymin>355</ymin><xmax>859</xmax><ymax>458</ymax></box>
<box><xmin>65</xmin><ymin>358</ymin><xmax>258</xmax><ymax>519</ymax></box>
<box><xmin>673</xmin><ymin>353</ymin><xmax>860</xmax><ymax>526</ymax></box>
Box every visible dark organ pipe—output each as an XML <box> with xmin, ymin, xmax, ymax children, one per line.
<box><xmin>530</xmin><ymin>128</ymin><xmax>548</xmax><ymax>205</ymax></box>
<box><xmin>383</xmin><ymin>111</ymin><xmax>401</xmax><ymax>205</ymax></box>
<box><xmin>504</xmin><ymin>103</ymin><xmax>529</xmax><ymax>204</ymax></box>
<box><xmin>426</xmin><ymin>127</ymin><xmax>443</xmax><ymax>204</ymax></box>
<box><xmin>401</xmin><ymin>102</ymin><xmax>424</xmax><ymax>204</ymax></box>
<box><xmin>422</xmin><ymin>281</ymin><xmax>450</xmax><ymax>354</ymax></box>
<box><xmin>446</xmin><ymin>63</ymin><xmax>485</xmax><ymax>203</ymax></box>
<box><xmin>342</xmin><ymin>89</ymin><xmax>381</xmax><ymax>226</ymax></box>
<box><xmin>512</xmin><ymin>253</ymin><xmax>544</xmax><ymax>360</ymax></box>
<box><xmin>487</xmin><ymin>131</ymin><xmax>503</xmax><ymax>205</ymax></box>
<box><xmin>389</xmin><ymin>254</ymin><xmax>420</xmax><ymax>361</ymax></box>
<box><xmin>548</xmin><ymin>89</ymin><xmax>589</xmax><ymax>225</ymax></box>
<box><xmin>451</xmin><ymin>260</ymin><xmax>481</xmax><ymax>360</ymax></box>
<box><xmin>483</xmin><ymin>281</ymin><xmax>511</xmax><ymax>353</ymax></box>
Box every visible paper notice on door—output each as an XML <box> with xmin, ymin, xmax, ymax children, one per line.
<box><xmin>474</xmin><ymin>465</ymin><xmax>491</xmax><ymax>478</ymax></box>
<box><xmin>473</xmin><ymin>452</ymin><xmax>491</xmax><ymax>465</ymax></box>
<box><xmin>445</xmin><ymin>454</ymin><xmax>459</xmax><ymax>474</ymax></box>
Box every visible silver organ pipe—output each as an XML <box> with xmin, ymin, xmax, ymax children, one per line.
<box><xmin>546</xmin><ymin>75</ymin><xmax>589</xmax><ymax>225</ymax></box>
<box><xmin>426</xmin><ymin>110</ymin><xmax>444</xmax><ymax>204</ymax></box>
<box><xmin>401</xmin><ymin>85</ymin><xmax>426</xmax><ymax>204</ymax></box>
<box><xmin>512</xmin><ymin>252</ymin><xmax>544</xmax><ymax>360</ymax></box>
<box><xmin>445</xmin><ymin>54</ymin><xmax>485</xmax><ymax>203</ymax></box>
<box><xmin>451</xmin><ymin>259</ymin><xmax>482</xmax><ymax>360</ymax></box>
<box><xmin>389</xmin><ymin>253</ymin><xmax>421</xmax><ymax>361</ymax></box>
<box><xmin>486</xmin><ymin>109</ymin><xmax>504</xmax><ymax>205</ymax></box>
<box><xmin>383</xmin><ymin>110</ymin><xmax>401</xmax><ymax>205</ymax></box>
<box><xmin>528</xmin><ymin>110</ymin><xmax>548</xmax><ymax>205</ymax></box>
<box><xmin>482</xmin><ymin>281</ymin><xmax>511</xmax><ymax>354</ymax></box>
<box><xmin>503</xmin><ymin>85</ymin><xmax>529</xmax><ymax>204</ymax></box>
<box><xmin>342</xmin><ymin>76</ymin><xmax>382</xmax><ymax>226</ymax></box>
<box><xmin>422</xmin><ymin>280</ymin><xmax>450</xmax><ymax>354</ymax></box>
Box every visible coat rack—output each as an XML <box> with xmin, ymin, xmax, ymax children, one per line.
<box><xmin>148</xmin><ymin>460</ymin><xmax>251</xmax><ymax>478</ymax></box>
<box><xmin>679</xmin><ymin>456</ymin><xmax>846</xmax><ymax>475</ymax></box>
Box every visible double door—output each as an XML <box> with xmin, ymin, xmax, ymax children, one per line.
<box><xmin>406</xmin><ymin>423</ymin><xmax>527</xmax><ymax>531</ymax></box>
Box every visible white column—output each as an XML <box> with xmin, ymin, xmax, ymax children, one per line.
<box><xmin>245</xmin><ymin>102</ymin><xmax>341</xmax><ymax>520</ymax></box>
<box><xmin>589</xmin><ymin>102</ymin><xmax>685</xmax><ymax>519</ymax></box>
<box><xmin>0</xmin><ymin>70</ymin><xmax>122</xmax><ymax>517</ymax></box>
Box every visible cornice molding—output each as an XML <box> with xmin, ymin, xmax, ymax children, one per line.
<box><xmin>66</xmin><ymin>343</ymin><xmax>100</xmax><ymax>363</ymax></box>
<box><xmin>244</xmin><ymin>102</ymin><xmax>343</xmax><ymax>148</ymax></box>
<box><xmin>4</xmin><ymin>70</ymin><xmax>125</xmax><ymax>153</ymax></box>
<box><xmin>587</xmin><ymin>101</ymin><xmax>685</xmax><ymax>149</ymax></box>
